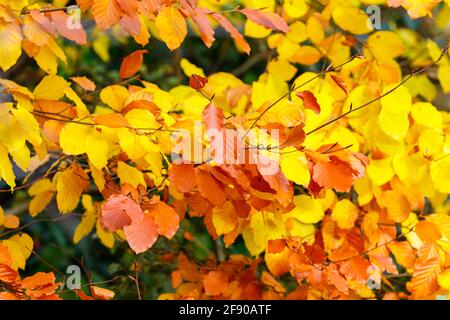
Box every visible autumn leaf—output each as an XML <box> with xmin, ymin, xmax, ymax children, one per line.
<box><xmin>296</xmin><ymin>90</ymin><xmax>320</xmax><ymax>114</ymax></box>
<box><xmin>155</xmin><ymin>6</ymin><xmax>188</xmax><ymax>51</ymax></box>
<box><xmin>240</xmin><ymin>9</ymin><xmax>290</xmax><ymax>33</ymax></box>
<box><xmin>119</xmin><ymin>49</ymin><xmax>148</xmax><ymax>79</ymax></box>
<box><xmin>124</xmin><ymin>213</ymin><xmax>158</xmax><ymax>254</ymax></box>
<box><xmin>71</xmin><ymin>76</ymin><xmax>96</xmax><ymax>91</ymax></box>
<box><xmin>189</xmin><ymin>74</ymin><xmax>208</xmax><ymax>90</ymax></box>
<box><xmin>100</xmin><ymin>194</ymin><xmax>143</xmax><ymax>232</ymax></box>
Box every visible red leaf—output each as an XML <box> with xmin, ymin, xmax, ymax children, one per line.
<box><xmin>168</xmin><ymin>163</ymin><xmax>197</xmax><ymax>193</ymax></box>
<box><xmin>100</xmin><ymin>194</ymin><xmax>143</xmax><ymax>232</ymax></box>
<box><xmin>296</xmin><ymin>90</ymin><xmax>321</xmax><ymax>114</ymax></box>
<box><xmin>240</xmin><ymin>9</ymin><xmax>290</xmax><ymax>33</ymax></box>
<box><xmin>211</xmin><ymin>13</ymin><xmax>250</xmax><ymax>54</ymax></box>
<box><xmin>124</xmin><ymin>213</ymin><xmax>158</xmax><ymax>253</ymax></box>
<box><xmin>189</xmin><ymin>74</ymin><xmax>208</xmax><ymax>89</ymax></box>
<box><xmin>119</xmin><ymin>49</ymin><xmax>148</xmax><ymax>79</ymax></box>
<box><xmin>330</xmin><ymin>74</ymin><xmax>348</xmax><ymax>94</ymax></box>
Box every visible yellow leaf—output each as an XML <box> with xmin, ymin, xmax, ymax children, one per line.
<box><xmin>438</xmin><ymin>269</ymin><xmax>450</xmax><ymax>291</ymax></box>
<box><xmin>280</xmin><ymin>151</ymin><xmax>310</xmax><ymax>187</ymax></box>
<box><xmin>332</xmin><ymin>199</ymin><xmax>359</xmax><ymax>229</ymax></box>
<box><xmin>3</xmin><ymin>215</ymin><xmax>19</xmax><ymax>229</ymax></box>
<box><xmin>59</xmin><ymin>122</ymin><xmax>90</xmax><ymax>155</ymax></box>
<box><xmin>85</xmin><ymin>129</ymin><xmax>109</xmax><ymax>169</ymax></box>
<box><xmin>438</xmin><ymin>64</ymin><xmax>450</xmax><ymax>93</ymax></box>
<box><xmin>93</xmin><ymin>31</ymin><xmax>110</xmax><ymax>62</ymax></box>
<box><xmin>9</xmin><ymin>233</ymin><xmax>33</xmax><ymax>262</ymax></box>
<box><xmin>124</xmin><ymin>108</ymin><xmax>159</xmax><ymax>130</ymax></box>
<box><xmin>306</xmin><ymin>16</ymin><xmax>324</xmax><ymax>44</ymax></box>
<box><xmin>366</xmin><ymin>31</ymin><xmax>405</xmax><ymax>62</ymax></box>
<box><xmin>100</xmin><ymin>85</ymin><xmax>129</xmax><ymax>112</ymax></box>
<box><xmin>73</xmin><ymin>200</ymin><xmax>97</xmax><ymax>244</ymax></box>
<box><xmin>332</xmin><ymin>7</ymin><xmax>373</xmax><ymax>35</ymax></box>
<box><xmin>430</xmin><ymin>158</ymin><xmax>450</xmax><ymax>194</ymax></box>
<box><xmin>117</xmin><ymin>161</ymin><xmax>146</xmax><ymax>188</ymax></box>
<box><xmin>291</xmin><ymin>195</ymin><xmax>324</xmax><ymax>224</ymax></box>
<box><xmin>286</xmin><ymin>21</ymin><xmax>308</xmax><ymax>43</ymax></box>
<box><xmin>411</xmin><ymin>102</ymin><xmax>443</xmax><ymax>129</ymax></box>
<box><xmin>89</xmin><ymin>161</ymin><xmax>106</xmax><ymax>192</ymax></box>
<box><xmin>2</xmin><ymin>240</ymin><xmax>25</xmax><ymax>270</ymax></box>
<box><xmin>56</xmin><ymin>164</ymin><xmax>89</xmax><ymax>213</ymax></box>
<box><xmin>34</xmin><ymin>45</ymin><xmax>58</xmax><ymax>75</ymax></box>
<box><xmin>0</xmin><ymin>22</ymin><xmax>22</xmax><ymax>72</ymax></box>
<box><xmin>378</xmin><ymin>109</ymin><xmax>409</xmax><ymax>140</ymax></box>
<box><xmin>380</xmin><ymin>84</ymin><xmax>411</xmax><ymax>114</ymax></box>
<box><xmin>418</xmin><ymin>129</ymin><xmax>444</xmax><ymax>156</ymax></box>
<box><xmin>96</xmin><ymin>220</ymin><xmax>115</xmax><ymax>248</ymax></box>
<box><xmin>212</xmin><ymin>201</ymin><xmax>237</xmax><ymax>235</ymax></box>
<box><xmin>155</xmin><ymin>6</ymin><xmax>187</xmax><ymax>51</ymax></box>
<box><xmin>244</xmin><ymin>19</ymin><xmax>272</xmax><ymax>38</ymax></box>
<box><xmin>283</xmin><ymin>0</ymin><xmax>308</xmax><ymax>18</ymax></box>
<box><xmin>267</xmin><ymin>59</ymin><xmax>297</xmax><ymax>81</ymax></box>
<box><xmin>180</xmin><ymin>58</ymin><xmax>205</xmax><ymax>77</ymax></box>
<box><xmin>34</xmin><ymin>75</ymin><xmax>70</xmax><ymax>100</ymax></box>
<box><xmin>10</xmin><ymin>144</ymin><xmax>30</xmax><ymax>172</ymax></box>
<box><xmin>367</xmin><ymin>157</ymin><xmax>394</xmax><ymax>186</ymax></box>
<box><xmin>0</xmin><ymin>143</ymin><xmax>15</xmax><ymax>189</ymax></box>
<box><xmin>64</xmin><ymin>87</ymin><xmax>90</xmax><ymax>118</ymax></box>
<box><xmin>12</xmin><ymin>105</ymin><xmax>42</xmax><ymax>145</ymax></box>
<box><xmin>0</xmin><ymin>206</ymin><xmax>4</xmax><ymax>226</ymax></box>
<box><xmin>29</xmin><ymin>191</ymin><xmax>54</xmax><ymax>217</ymax></box>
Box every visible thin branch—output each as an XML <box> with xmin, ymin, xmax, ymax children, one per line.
<box><xmin>306</xmin><ymin>45</ymin><xmax>449</xmax><ymax>136</ymax></box>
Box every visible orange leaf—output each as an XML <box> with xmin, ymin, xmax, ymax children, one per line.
<box><xmin>168</xmin><ymin>163</ymin><xmax>197</xmax><ymax>193</ymax></box>
<box><xmin>211</xmin><ymin>13</ymin><xmax>250</xmax><ymax>54</ymax></box>
<box><xmin>202</xmin><ymin>271</ymin><xmax>229</xmax><ymax>296</ymax></box>
<box><xmin>416</xmin><ymin>221</ymin><xmax>441</xmax><ymax>243</ymax></box>
<box><xmin>91</xmin><ymin>285</ymin><xmax>115</xmax><ymax>300</ymax></box>
<box><xmin>171</xmin><ymin>270</ymin><xmax>182</xmax><ymax>288</ymax></box>
<box><xmin>71</xmin><ymin>76</ymin><xmax>96</xmax><ymax>91</ymax></box>
<box><xmin>312</xmin><ymin>159</ymin><xmax>353</xmax><ymax>192</ymax></box>
<box><xmin>407</xmin><ymin>244</ymin><xmax>441</xmax><ymax>298</ymax></box>
<box><xmin>267</xmin><ymin>239</ymin><xmax>286</xmax><ymax>254</ymax></box>
<box><xmin>240</xmin><ymin>9</ymin><xmax>289</xmax><ymax>33</ymax></box>
<box><xmin>22</xmin><ymin>272</ymin><xmax>60</xmax><ymax>298</ymax></box>
<box><xmin>148</xmin><ymin>201</ymin><xmax>180</xmax><ymax>239</ymax></box>
<box><xmin>191</xmin><ymin>8</ymin><xmax>215</xmax><ymax>48</ymax></box>
<box><xmin>296</xmin><ymin>90</ymin><xmax>320</xmax><ymax>114</ymax></box>
<box><xmin>92</xmin><ymin>0</ymin><xmax>122</xmax><ymax>30</ymax></box>
<box><xmin>196</xmin><ymin>168</ymin><xmax>226</xmax><ymax>206</ymax></box>
<box><xmin>93</xmin><ymin>113</ymin><xmax>130</xmax><ymax>128</ymax></box>
<box><xmin>124</xmin><ymin>213</ymin><xmax>158</xmax><ymax>253</ymax></box>
<box><xmin>100</xmin><ymin>194</ymin><xmax>143</xmax><ymax>232</ymax></box>
<box><xmin>119</xmin><ymin>49</ymin><xmax>148</xmax><ymax>79</ymax></box>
